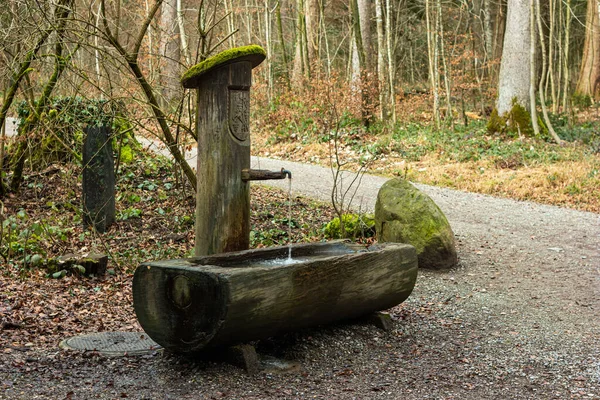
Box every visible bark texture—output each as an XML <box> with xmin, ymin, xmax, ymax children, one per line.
<box><xmin>159</xmin><ymin>0</ymin><xmax>181</xmax><ymax>107</ymax></box>
<box><xmin>133</xmin><ymin>241</ymin><xmax>418</xmax><ymax>353</ymax></box>
<box><xmin>575</xmin><ymin>0</ymin><xmax>600</xmax><ymax>99</ymax></box>
<box><xmin>193</xmin><ymin>62</ymin><xmax>253</xmax><ymax>256</ymax></box>
<box><xmin>496</xmin><ymin>0</ymin><xmax>531</xmax><ymax>115</ymax></box>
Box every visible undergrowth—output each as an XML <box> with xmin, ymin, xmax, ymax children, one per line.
<box><xmin>1</xmin><ymin>149</ymin><xmax>342</xmax><ymax>278</ymax></box>
<box><xmin>251</xmin><ymin>78</ymin><xmax>600</xmax><ymax>213</ymax></box>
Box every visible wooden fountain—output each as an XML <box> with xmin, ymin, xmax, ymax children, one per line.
<box><xmin>132</xmin><ymin>46</ymin><xmax>418</xmax><ymax>354</ymax></box>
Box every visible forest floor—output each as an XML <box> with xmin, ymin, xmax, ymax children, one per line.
<box><xmin>1</xmin><ymin>147</ymin><xmax>599</xmax><ymax>399</ymax></box>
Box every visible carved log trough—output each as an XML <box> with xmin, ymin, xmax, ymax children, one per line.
<box><xmin>133</xmin><ymin>240</ymin><xmax>418</xmax><ymax>353</ymax></box>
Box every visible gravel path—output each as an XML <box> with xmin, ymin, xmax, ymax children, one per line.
<box><xmin>2</xmin><ymin>139</ymin><xmax>598</xmax><ymax>399</ymax></box>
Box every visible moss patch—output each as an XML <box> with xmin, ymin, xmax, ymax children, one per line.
<box><xmin>181</xmin><ymin>45</ymin><xmax>266</xmax><ymax>88</ymax></box>
<box><xmin>487</xmin><ymin>108</ymin><xmax>505</xmax><ymax>133</ymax></box>
<box><xmin>323</xmin><ymin>213</ymin><xmax>375</xmax><ymax>239</ymax></box>
<box><xmin>488</xmin><ymin>99</ymin><xmax>536</xmax><ymax>136</ymax></box>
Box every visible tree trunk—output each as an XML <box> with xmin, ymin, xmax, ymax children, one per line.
<box><xmin>562</xmin><ymin>0</ymin><xmax>572</xmax><ymax>112</ymax></box>
<box><xmin>305</xmin><ymin>0</ymin><xmax>320</xmax><ymax>72</ymax></box>
<box><xmin>535</xmin><ymin>0</ymin><xmax>561</xmax><ymax>143</ymax></box>
<box><xmin>425</xmin><ymin>0</ymin><xmax>440</xmax><ymax>128</ymax></box>
<box><xmin>375</xmin><ymin>0</ymin><xmax>387</xmax><ymax>120</ymax></box>
<box><xmin>264</xmin><ymin>0</ymin><xmax>273</xmax><ymax>102</ymax></box>
<box><xmin>483</xmin><ymin>0</ymin><xmax>493</xmax><ymax>62</ymax></box>
<box><xmin>351</xmin><ymin>0</ymin><xmax>366</xmax><ymax>69</ymax></box>
<box><xmin>492</xmin><ymin>0</ymin><xmax>507</xmax><ymax>80</ymax></box>
<box><xmin>496</xmin><ymin>0</ymin><xmax>530</xmax><ymax>115</ymax></box>
<box><xmin>385</xmin><ymin>0</ymin><xmax>396</xmax><ymax>122</ymax></box>
<box><xmin>575</xmin><ymin>0</ymin><xmax>600</xmax><ymax>100</ymax></box>
<box><xmin>276</xmin><ymin>1</ymin><xmax>290</xmax><ymax>85</ymax></box>
<box><xmin>438</xmin><ymin>0</ymin><xmax>452</xmax><ymax>127</ymax></box>
<box><xmin>159</xmin><ymin>0</ymin><xmax>181</xmax><ymax>108</ymax></box>
<box><xmin>358</xmin><ymin>0</ymin><xmax>372</xmax><ymax>72</ymax></box>
<box><xmin>177</xmin><ymin>0</ymin><xmax>191</xmax><ymax>65</ymax></box>
<box><xmin>292</xmin><ymin>0</ymin><xmax>307</xmax><ymax>83</ymax></box>
<box><xmin>529</xmin><ymin>0</ymin><xmax>539</xmax><ymax>136</ymax></box>
<box><xmin>548</xmin><ymin>0</ymin><xmax>557</xmax><ymax>113</ymax></box>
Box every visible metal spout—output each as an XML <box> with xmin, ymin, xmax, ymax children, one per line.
<box><xmin>281</xmin><ymin>169</ymin><xmax>292</xmax><ymax>179</ymax></box>
<box><xmin>241</xmin><ymin>168</ymin><xmax>293</xmax><ymax>182</ymax></box>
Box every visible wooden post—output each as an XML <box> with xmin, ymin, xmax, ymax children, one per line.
<box><xmin>181</xmin><ymin>46</ymin><xmax>266</xmax><ymax>256</ymax></box>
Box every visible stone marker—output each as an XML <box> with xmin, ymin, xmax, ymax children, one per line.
<box><xmin>375</xmin><ymin>178</ymin><xmax>458</xmax><ymax>270</ymax></box>
<box><xmin>82</xmin><ymin>125</ymin><xmax>115</xmax><ymax>233</ymax></box>
<box><xmin>57</xmin><ymin>252</ymin><xmax>108</xmax><ymax>276</ymax></box>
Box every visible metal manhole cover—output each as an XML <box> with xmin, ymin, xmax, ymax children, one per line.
<box><xmin>60</xmin><ymin>332</ymin><xmax>162</xmax><ymax>356</ymax></box>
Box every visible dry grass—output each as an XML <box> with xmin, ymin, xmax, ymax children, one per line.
<box><xmin>405</xmin><ymin>158</ymin><xmax>600</xmax><ymax>213</ymax></box>
<box><xmin>253</xmin><ymin>130</ymin><xmax>600</xmax><ymax>213</ymax></box>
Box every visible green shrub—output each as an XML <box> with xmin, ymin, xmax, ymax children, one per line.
<box><xmin>324</xmin><ymin>213</ymin><xmax>375</xmax><ymax>239</ymax></box>
<box><xmin>572</xmin><ymin>93</ymin><xmax>592</xmax><ymax>109</ymax></box>
<box><xmin>120</xmin><ymin>145</ymin><xmax>134</xmax><ymax>164</ymax></box>
<box><xmin>15</xmin><ymin>97</ymin><xmax>132</xmax><ymax>166</ymax></box>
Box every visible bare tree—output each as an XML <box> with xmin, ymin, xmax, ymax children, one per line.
<box><xmin>99</xmin><ymin>0</ymin><xmax>196</xmax><ymax>190</ymax></box>
<box><xmin>305</xmin><ymin>0</ymin><xmax>320</xmax><ymax>71</ymax></box>
<box><xmin>529</xmin><ymin>0</ymin><xmax>540</xmax><ymax>136</ymax></box>
<box><xmin>535</xmin><ymin>0</ymin><xmax>561</xmax><ymax>144</ymax></box>
<box><xmin>10</xmin><ymin>0</ymin><xmax>77</xmax><ymax>192</ymax></box>
<box><xmin>575</xmin><ymin>0</ymin><xmax>600</xmax><ymax>100</ymax></box>
<box><xmin>159</xmin><ymin>0</ymin><xmax>181</xmax><ymax>108</ymax></box>
<box><xmin>562</xmin><ymin>0</ymin><xmax>572</xmax><ymax>112</ymax></box>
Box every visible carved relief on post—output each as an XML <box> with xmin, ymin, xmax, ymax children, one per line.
<box><xmin>228</xmin><ymin>89</ymin><xmax>250</xmax><ymax>142</ymax></box>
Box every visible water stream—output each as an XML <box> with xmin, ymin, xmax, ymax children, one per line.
<box><xmin>287</xmin><ymin>178</ymin><xmax>293</xmax><ymax>262</ymax></box>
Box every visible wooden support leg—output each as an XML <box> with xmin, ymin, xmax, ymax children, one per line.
<box><xmin>224</xmin><ymin>344</ymin><xmax>260</xmax><ymax>375</ymax></box>
<box><xmin>367</xmin><ymin>311</ymin><xmax>394</xmax><ymax>332</ymax></box>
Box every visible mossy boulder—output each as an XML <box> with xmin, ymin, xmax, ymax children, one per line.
<box><xmin>181</xmin><ymin>45</ymin><xmax>266</xmax><ymax>88</ymax></box>
<box><xmin>375</xmin><ymin>178</ymin><xmax>457</xmax><ymax>270</ymax></box>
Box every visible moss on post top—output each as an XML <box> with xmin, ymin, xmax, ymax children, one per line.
<box><xmin>181</xmin><ymin>45</ymin><xmax>266</xmax><ymax>88</ymax></box>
